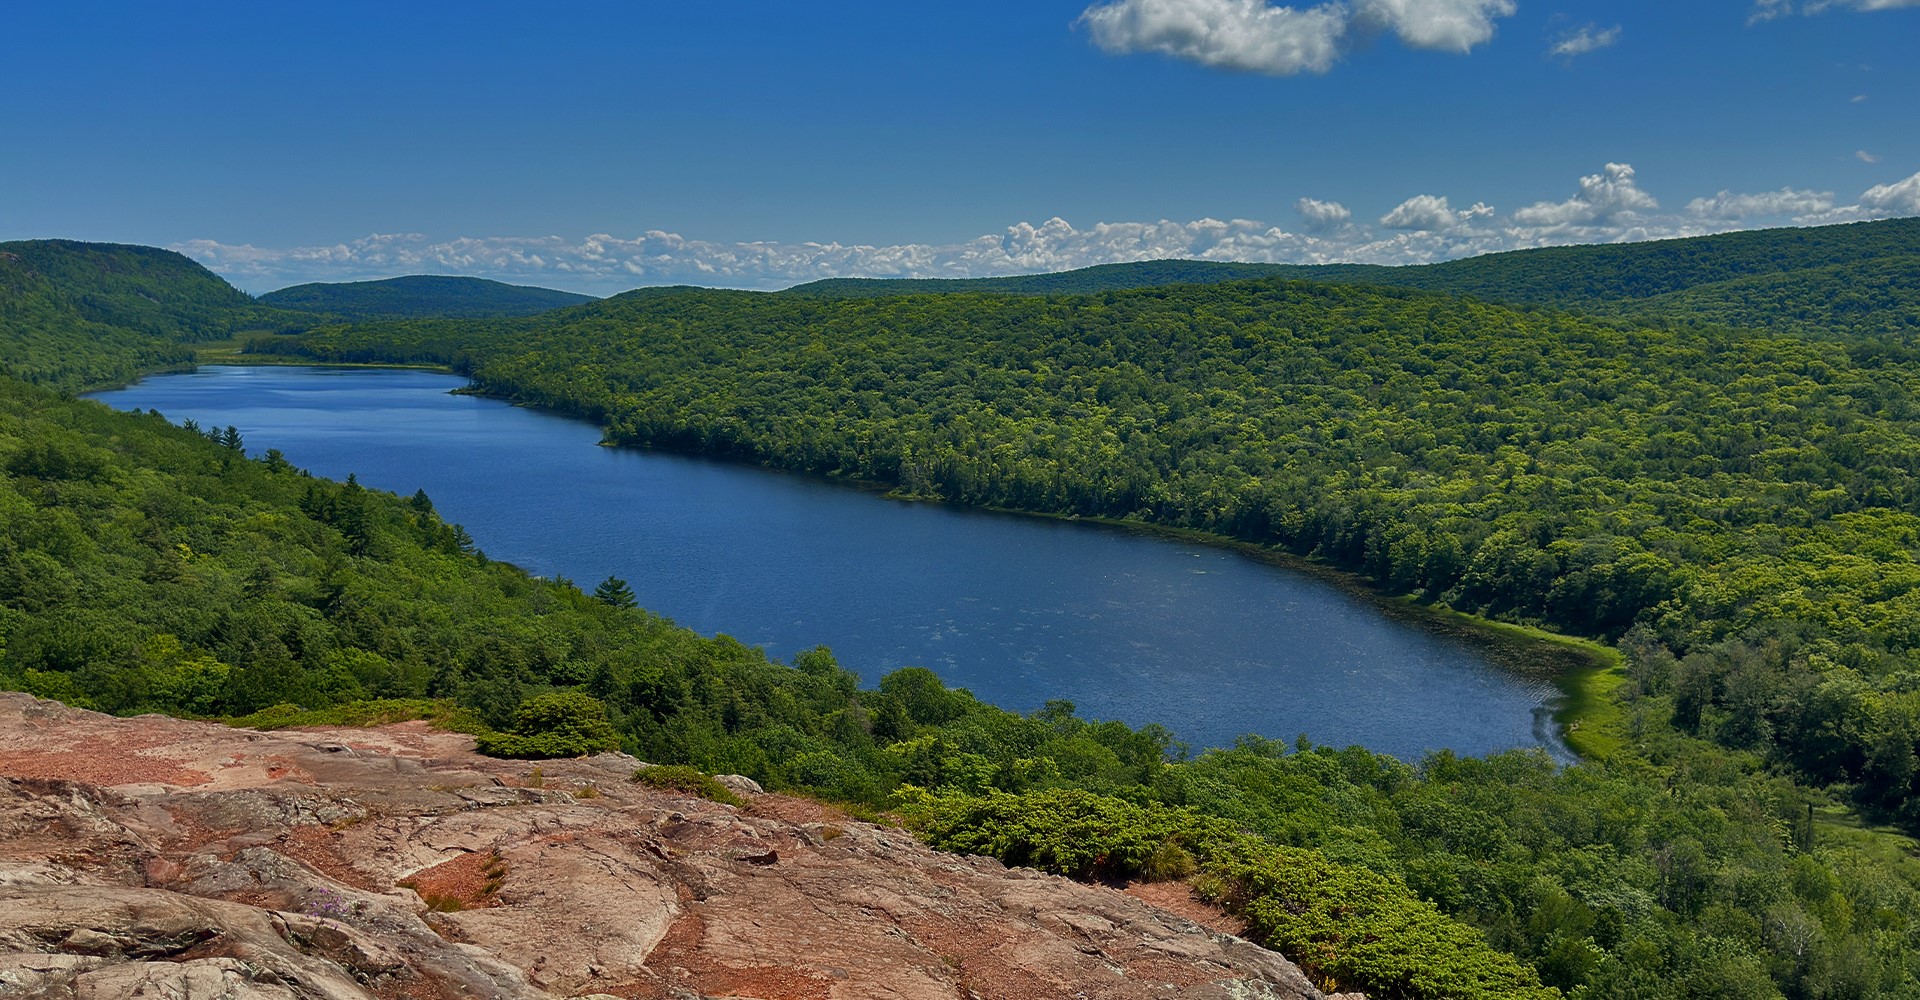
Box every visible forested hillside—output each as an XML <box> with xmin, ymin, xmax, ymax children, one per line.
<box><xmin>1619</xmin><ymin>255</ymin><xmax>1920</xmax><ymax>341</ymax></box>
<box><xmin>260</xmin><ymin>274</ymin><xmax>597</xmax><ymax>320</ymax></box>
<box><xmin>1325</xmin><ymin>217</ymin><xmax>1920</xmax><ymax>307</ymax></box>
<box><xmin>0</xmin><ymin>240</ymin><xmax>303</xmax><ymax>387</ymax></box>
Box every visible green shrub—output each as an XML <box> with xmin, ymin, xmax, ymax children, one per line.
<box><xmin>474</xmin><ymin>691</ymin><xmax>622</xmax><ymax>759</ymax></box>
<box><xmin>630</xmin><ymin>764</ymin><xmax>746</xmax><ymax>807</ymax></box>
<box><xmin>899</xmin><ymin>787</ymin><xmax>1559</xmax><ymax>1000</ymax></box>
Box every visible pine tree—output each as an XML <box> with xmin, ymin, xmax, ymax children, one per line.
<box><xmin>593</xmin><ymin>576</ymin><xmax>637</xmax><ymax>609</ymax></box>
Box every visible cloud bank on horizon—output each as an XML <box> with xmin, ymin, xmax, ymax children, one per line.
<box><xmin>180</xmin><ymin>164</ymin><xmax>1920</xmax><ymax>296</ymax></box>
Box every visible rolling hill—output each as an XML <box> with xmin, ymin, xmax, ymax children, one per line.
<box><xmin>0</xmin><ymin>240</ymin><xmax>303</xmax><ymax>387</ymax></box>
<box><xmin>783</xmin><ymin>217</ymin><xmax>1920</xmax><ymax>325</ymax></box>
<box><xmin>260</xmin><ymin>274</ymin><xmax>597</xmax><ymax>320</ymax></box>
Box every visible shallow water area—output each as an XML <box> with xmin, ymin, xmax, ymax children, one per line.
<box><xmin>91</xmin><ymin>365</ymin><xmax>1572</xmax><ymax>760</ymax></box>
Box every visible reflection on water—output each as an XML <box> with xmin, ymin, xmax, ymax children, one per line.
<box><xmin>90</xmin><ymin>366</ymin><xmax>1570</xmax><ymax>760</ymax></box>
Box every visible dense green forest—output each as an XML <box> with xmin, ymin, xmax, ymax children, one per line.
<box><xmin>1311</xmin><ymin>217</ymin><xmax>1920</xmax><ymax>309</ymax></box>
<box><xmin>1616</xmin><ymin>255</ymin><xmax>1920</xmax><ymax>342</ymax></box>
<box><xmin>259</xmin><ymin>274</ymin><xmax>597</xmax><ymax>320</ymax></box>
<box><xmin>9</xmin><ymin>230</ymin><xmax>1920</xmax><ymax>996</ymax></box>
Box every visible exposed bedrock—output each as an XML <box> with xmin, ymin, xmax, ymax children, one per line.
<box><xmin>0</xmin><ymin>693</ymin><xmax>1345</xmax><ymax>1000</ymax></box>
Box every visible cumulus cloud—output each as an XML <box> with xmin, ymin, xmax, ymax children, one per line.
<box><xmin>1512</xmin><ymin>163</ymin><xmax>1659</xmax><ymax>230</ymax></box>
<box><xmin>1859</xmin><ymin>171</ymin><xmax>1920</xmax><ymax>215</ymax></box>
<box><xmin>1379</xmin><ymin>194</ymin><xmax>1493</xmax><ymax>231</ymax></box>
<box><xmin>1078</xmin><ymin>0</ymin><xmax>1347</xmax><ymax>75</ymax></box>
<box><xmin>1549</xmin><ymin>24</ymin><xmax>1620</xmax><ymax>58</ymax></box>
<box><xmin>1762</xmin><ymin>170</ymin><xmax>1920</xmax><ymax>225</ymax></box>
<box><xmin>1857</xmin><ymin>150</ymin><xmax>1880</xmax><ymax>163</ymax></box>
<box><xmin>1687</xmin><ymin>187</ymin><xmax>1836</xmax><ymax>220</ymax></box>
<box><xmin>1295</xmin><ymin>196</ymin><xmax>1353</xmax><ymax>230</ymax></box>
<box><xmin>1355</xmin><ymin>0</ymin><xmax>1516</xmax><ymax>52</ymax></box>
<box><xmin>1076</xmin><ymin>0</ymin><xmax>1515</xmax><ymax>75</ymax></box>
<box><xmin>173</xmin><ymin>164</ymin><xmax>1920</xmax><ymax>296</ymax></box>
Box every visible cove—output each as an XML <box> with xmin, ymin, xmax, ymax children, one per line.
<box><xmin>90</xmin><ymin>365</ymin><xmax>1572</xmax><ymax>761</ymax></box>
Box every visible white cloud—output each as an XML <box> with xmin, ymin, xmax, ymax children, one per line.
<box><xmin>1778</xmin><ymin>170</ymin><xmax>1920</xmax><ymax>224</ymax></box>
<box><xmin>1354</xmin><ymin>0</ymin><xmax>1517</xmax><ymax>52</ymax></box>
<box><xmin>1687</xmin><ymin>187</ymin><xmax>1836</xmax><ymax>220</ymax></box>
<box><xmin>1078</xmin><ymin>0</ymin><xmax>1348</xmax><ymax>75</ymax></box>
<box><xmin>1859</xmin><ymin>171</ymin><xmax>1920</xmax><ymax>215</ymax></box>
<box><xmin>1295</xmin><ymin>196</ymin><xmax>1352</xmax><ymax>230</ymax></box>
<box><xmin>1808</xmin><ymin>0</ymin><xmax>1920</xmax><ymax>11</ymax></box>
<box><xmin>1379</xmin><ymin>194</ymin><xmax>1493</xmax><ymax>231</ymax></box>
<box><xmin>1076</xmin><ymin>0</ymin><xmax>1516</xmax><ymax>75</ymax></box>
<box><xmin>1549</xmin><ymin>24</ymin><xmax>1620</xmax><ymax>58</ymax></box>
<box><xmin>1857</xmin><ymin>150</ymin><xmax>1880</xmax><ymax>163</ymax></box>
<box><xmin>1753</xmin><ymin>0</ymin><xmax>1920</xmax><ymax>19</ymax></box>
<box><xmin>1512</xmin><ymin>163</ymin><xmax>1659</xmax><ymax>229</ymax></box>
<box><xmin>175</xmin><ymin>164</ymin><xmax>1920</xmax><ymax>297</ymax></box>
<box><xmin>1381</xmin><ymin>195</ymin><xmax>1456</xmax><ymax>231</ymax></box>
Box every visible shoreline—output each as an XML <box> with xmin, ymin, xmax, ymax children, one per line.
<box><xmin>160</xmin><ymin>356</ymin><xmax>1622</xmax><ymax>762</ymax></box>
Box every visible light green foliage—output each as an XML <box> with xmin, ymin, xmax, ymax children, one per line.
<box><xmin>475</xmin><ymin>690</ymin><xmax>622</xmax><ymax>758</ymax></box>
<box><xmin>900</xmin><ymin>787</ymin><xmax>1559</xmax><ymax>1000</ymax></box>
<box><xmin>1163</xmin><ymin>738</ymin><xmax>1920</xmax><ymax>998</ymax></box>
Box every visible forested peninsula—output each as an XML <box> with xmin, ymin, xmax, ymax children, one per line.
<box><xmin>7</xmin><ymin>228</ymin><xmax>1920</xmax><ymax>998</ymax></box>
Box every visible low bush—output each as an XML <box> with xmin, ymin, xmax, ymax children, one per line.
<box><xmin>474</xmin><ymin>691</ymin><xmax>621</xmax><ymax>759</ymax></box>
<box><xmin>899</xmin><ymin>787</ymin><xmax>1558</xmax><ymax>1000</ymax></box>
<box><xmin>631</xmin><ymin>764</ymin><xmax>746</xmax><ymax>807</ymax></box>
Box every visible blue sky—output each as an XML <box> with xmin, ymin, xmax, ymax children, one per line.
<box><xmin>2</xmin><ymin>0</ymin><xmax>1916</xmax><ymax>293</ymax></box>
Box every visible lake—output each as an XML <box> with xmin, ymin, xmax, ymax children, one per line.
<box><xmin>90</xmin><ymin>365</ymin><xmax>1573</xmax><ymax>760</ymax></box>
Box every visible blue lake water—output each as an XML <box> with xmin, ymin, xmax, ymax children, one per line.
<box><xmin>89</xmin><ymin>365</ymin><xmax>1572</xmax><ymax>760</ymax></box>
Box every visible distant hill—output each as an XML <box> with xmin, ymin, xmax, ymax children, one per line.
<box><xmin>1</xmin><ymin>239</ymin><xmax>261</xmax><ymax>339</ymax></box>
<box><xmin>1334</xmin><ymin>216</ymin><xmax>1920</xmax><ymax>308</ymax></box>
<box><xmin>260</xmin><ymin>275</ymin><xmax>597</xmax><ymax>320</ymax></box>
<box><xmin>1616</xmin><ymin>254</ymin><xmax>1920</xmax><ymax>340</ymax></box>
<box><xmin>781</xmin><ymin>260</ymin><xmax>1379</xmax><ymax>297</ymax></box>
<box><xmin>0</xmin><ymin>239</ymin><xmax>299</xmax><ymax>388</ymax></box>
<box><xmin>781</xmin><ymin>217</ymin><xmax>1920</xmax><ymax>320</ymax></box>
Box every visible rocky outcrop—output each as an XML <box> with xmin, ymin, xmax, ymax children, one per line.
<box><xmin>0</xmin><ymin>694</ymin><xmax>1343</xmax><ymax>999</ymax></box>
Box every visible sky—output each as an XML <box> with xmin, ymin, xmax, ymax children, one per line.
<box><xmin>2</xmin><ymin>0</ymin><xmax>1917</xmax><ymax>295</ymax></box>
